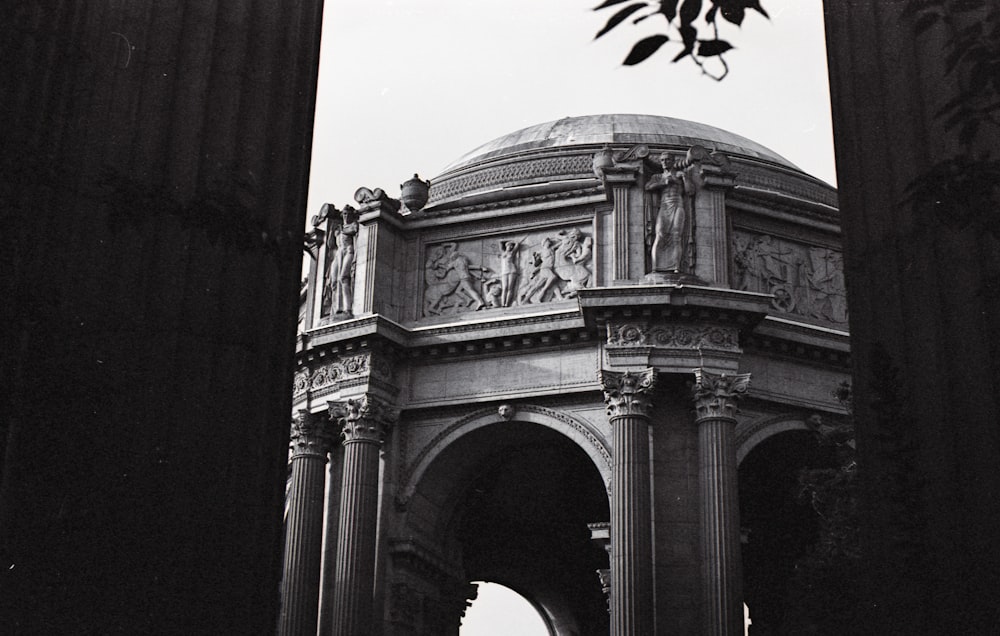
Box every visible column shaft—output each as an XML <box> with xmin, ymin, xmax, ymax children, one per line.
<box><xmin>330</xmin><ymin>440</ymin><xmax>381</xmax><ymax>635</ymax></box>
<box><xmin>610</xmin><ymin>413</ymin><xmax>655</xmax><ymax>636</ymax></box>
<box><xmin>698</xmin><ymin>417</ymin><xmax>743</xmax><ymax>636</ymax></box>
<box><xmin>279</xmin><ymin>455</ymin><xmax>329</xmax><ymax>636</ymax></box>
<box><xmin>600</xmin><ymin>368</ymin><xmax>657</xmax><ymax>636</ymax></box>
<box><xmin>693</xmin><ymin>369</ymin><xmax>749</xmax><ymax>636</ymax></box>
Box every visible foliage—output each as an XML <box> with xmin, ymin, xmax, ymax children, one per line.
<box><xmin>592</xmin><ymin>0</ymin><xmax>769</xmax><ymax>80</ymax></box>
<box><xmin>778</xmin><ymin>383</ymin><xmax>863</xmax><ymax>633</ymax></box>
<box><xmin>901</xmin><ymin>0</ymin><xmax>1000</xmax><ymax>236</ymax></box>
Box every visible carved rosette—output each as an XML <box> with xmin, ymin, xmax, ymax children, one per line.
<box><xmin>328</xmin><ymin>395</ymin><xmax>399</xmax><ymax>445</ymax></box>
<box><xmin>289</xmin><ymin>409</ymin><xmax>336</xmax><ymax>459</ymax></box>
<box><xmin>606</xmin><ymin>322</ymin><xmax>740</xmax><ymax>351</ymax></box>
<box><xmin>599</xmin><ymin>368</ymin><xmax>657</xmax><ymax>418</ymax></box>
<box><xmin>692</xmin><ymin>369</ymin><xmax>751</xmax><ymax>421</ymax></box>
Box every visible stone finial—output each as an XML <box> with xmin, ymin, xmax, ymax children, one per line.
<box><xmin>599</xmin><ymin>368</ymin><xmax>657</xmax><ymax>418</ymax></box>
<box><xmin>328</xmin><ymin>395</ymin><xmax>399</xmax><ymax>444</ymax></box>
<box><xmin>691</xmin><ymin>369</ymin><xmax>750</xmax><ymax>420</ymax></box>
<box><xmin>289</xmin><ymin>409</ymin><xmax>336</xmax><ymax>458</ymax></box>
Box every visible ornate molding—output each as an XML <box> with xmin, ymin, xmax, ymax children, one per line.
<box><xmin>599</xmin><ymin>368</ymin><xmax>657</xmax><ymax>418</ymax></box>
<box><xmin>395</xmin><ymin>404</ymin><xmax>612</xmax><ymax>509</ymax></box>
<box><xmin>328</xmin><ymin>395</ymin><xmax>399</xmax><ymax>445</ymax></box>
<box><xmin>692</xmin><ymin>369</ymin><xmax>751</xmax><ymax>421</ymax></box>
<box><xmin>294</xmin><ymin>352</ymin><xmax>394</xmax><ymax>398</ymax></box>
<box><xmin>606</xmin><ymin>322</ymin><xmax>739</xmax><ymax>351</ymax></box>
<box><xmin>289</xmin><ymin>409</ymin><xmax>335</xmax><ymax>459</ymax></box>
<box><xmin>429</xmin><ymin>153</ymin><xmax>593</xmax><ymax>203</ymax></box>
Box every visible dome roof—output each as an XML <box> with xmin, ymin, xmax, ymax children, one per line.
<box><xmin>439</xmin><ymin>114</ymin><xmax>798</xmax><ymax>173</ymax></box>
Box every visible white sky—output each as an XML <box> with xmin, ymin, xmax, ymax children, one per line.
<box><xmin>307</xmin><ymin>0</ymin><xmax>835</xmax><ymax>218</ymax></box>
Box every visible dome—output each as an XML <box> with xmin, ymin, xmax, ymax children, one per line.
<box><xmin>426</xmin><ymin>114</ymin><xmax>821</xmax><ymax>208</ymax></box>
<box><xmin>439</xmin><ymin>114</ymin><xmax>798</xmax><ymax>173</ymax></box>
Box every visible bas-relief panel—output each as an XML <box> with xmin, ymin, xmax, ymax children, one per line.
<box><xmin>732</xmin><ymin>230</ymin><xmax>848</xmax><ymax>327</ymax></box>
<box><xmin>422</xmin><ymin>225</ymin><xmax>593</xmax><ymax>317</ymax></box>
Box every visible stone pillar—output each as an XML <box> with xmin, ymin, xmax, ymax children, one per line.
<box><xmin>328</xmin><ymin>396</ymin><xmax>397</xmax><ymax>636</ymax></box>
<box><xmin>693</xmin><ymin>369</ymin><xmax>750</xmax><ymax>636</ymax></box>
<box><xmin>600</xmin><ymin>368</ymin><xmax>657</xmax><ymax>636</ymax></box>
<box><xmin>0</xmin><ymin>3</ymin><xmax>323</xmax><ymax>632</ymax></box>
<box><xmin>278</xmin><ymin>410</ymin><xmax>335</xmax><ymax>636</ymax></box>
<box><xmin>824</xmin><ymin>2</ymin><xmax>1000</xmax><ymax>631</ymax></box>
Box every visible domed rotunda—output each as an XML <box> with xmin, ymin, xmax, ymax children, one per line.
<box><xmin>286</xmin><ymin>114</ymin><xmax>850</xmax><ymax>636</ymax></box>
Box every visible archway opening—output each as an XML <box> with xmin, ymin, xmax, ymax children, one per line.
<box><xmin>739</xmin><ymin>429</ymin><xmax>839</xmax><ymax>634</ymax></box>
<box><xmin>408</xmin><ymin>419</ymin><xmax>610</xmax><ymax>635</ymax></box>
<box><xmin>461</xmin><ymin>582</ymin><xmax>549</xmax><ymax>635</ymax></box>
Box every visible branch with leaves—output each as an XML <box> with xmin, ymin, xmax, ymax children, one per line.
<box><xmin>593</xmin><ymin>0</ymin><xmax>769</xmax><ymax>80</ymax></box>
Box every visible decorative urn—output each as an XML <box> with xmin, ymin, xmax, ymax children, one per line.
<box><xmin>400</xmin><ymin>174</ymin><xmax>431</xmax><ymax>212</ymax></box>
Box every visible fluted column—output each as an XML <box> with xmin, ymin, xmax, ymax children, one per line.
<box><xmin>693</xmin><ymin>369</ymin><xmax>750</xmax><ymax>636</ymax></box>
<box><xmin>600</xmin><ymin>368</ymin><xmax>657</xmax><ymax>636</ymax></box>
<box><xmin>278</xmin><ymin>410</ymin><xmax>335</xmax><ymax>636</ymax></box>
<box><xmin>328</xmin><ymin>396</ymin><xmax>397</xmax><ymax>636</ymax></box>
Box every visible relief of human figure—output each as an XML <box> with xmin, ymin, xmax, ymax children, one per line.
<box><xmin>423</xmin><ymin>243</ymin><xmax>488</xmax><ymax>315</ymax></box>
<box><xmin>444</xmin><ymin>243</ymin><xmax>485</xmax><ymax>311</ymax></box>
<box><xmin>644</xmin><ymin>149</ymin><xmax>706</xmax><ymax>273</ymax></box>
<box><xmin>553</xmin><ymin>227</ymin><xmax>592</xmax><ymax>295</ymax></box>
<box><xmin>498</xmin><ymin>239</ymin><xmax>520</xmax><ymax>307</ymax></box>
<box><xmin>335</xmin><ymin>207</ymin><xmax>359</xmax><ymax>314</ymax></box>
<box><xmin>519</xmin><ymin>238</ymin><xmax>564</xmax><ymax>304</ymax></box>
<box><xmin>321</xmin><ymin>225</ymin><xmax>339</xmax><ymax>316</ymax></box>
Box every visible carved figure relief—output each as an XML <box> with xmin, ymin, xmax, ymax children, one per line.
<box><xmin>318</xmin><ymin>205</ymin><xmax>359</xmax><ymax>318</ymax></box>
<box><xmin>645</xmin><ymin>151</ymin><xmax>704</xmax><ymax>273</ymax></box>
<box><xmin>732</xmin><ymin>231</ymin><xmax>848</xmax><ymax>325</ymax></box>
<box><xmin>422</xmin><ymin>226</ymin><xmax>593</xmax><ymax>317</ymax></box>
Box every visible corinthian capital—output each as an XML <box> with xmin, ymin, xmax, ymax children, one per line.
<box><xmin>599</xmin><ymin>368</ymin><xmax>657</xmax><ymax>418</ymax></box>
<box><xmin>289</xmin><ymin>409</ymin><xmax>335</xmax><ymax>458</ymax></box>
<box><xmin>328</xmin><ymin>395</ymin><xmax>399</xmax><ymax>444</ymax></box>
<box><xmin>692</xmin><ymin>369</ymin><xmax>750</xmax><ymax>421</ymax></box>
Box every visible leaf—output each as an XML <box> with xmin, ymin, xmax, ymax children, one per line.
<box><xmin>595</xmin><ymin>3</ymin><xmax>649</xmax><ymax>39</ymax></box>
<box><xmin>721</xmin><ymin>5</ymin><xmax>745</xmax><ymax>25</ymax></box>
<box><xmin>624</xmin><ymin>34</ymin><xmax>670</xmax><ymax>65</ymax></box>
<box><xmin>659</xmin><ymin>0</ymin><xmax>679</xmax><ymax>21</ymax></box>
<box><xmin>745</xmin><ymin>0</ymin><xmax>769</xmax><ymax>18</ymax></box>
<box><xmin>706</xmin><ymin>5</ymin><xmax>718</xmax><ymax>23</ymax></box>
<box><xmin>593</xmin><ymin>0</ymin><xmax>632</xmax><ymax>9</ymax></box>
<box><xmin>679</xmin><ymin>0</ymin><xmax>702</xmax><ymax>25</ymax></box>
<box><xmin>698</xmin><ymin>38</ymin><xmax>733</xmax><ymax>56</ymax></box>
<box><xmin>673</xmin><ymin>23</ymin><xmax>697</xmax><ymax>62</ymax></box>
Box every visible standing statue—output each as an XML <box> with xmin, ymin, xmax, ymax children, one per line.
<box><xmin>644</xmin><ymin>147</ymin><xmax>707</xmax><ymax>274</ymax></box>
<box><xmin>336</xmin><ymin>206</ymin><xmax>359</xmax><ymax>315</ymax></box>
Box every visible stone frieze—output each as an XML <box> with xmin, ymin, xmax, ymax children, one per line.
<box><xmin>423</xmin><ymin>225</ymin><xmax>593</xmax><ymax>317</ymax></box>
<box><xmin>732</xmin><ymin>230</ymin><xmax>848</xmax><ymax>326</ymax></box>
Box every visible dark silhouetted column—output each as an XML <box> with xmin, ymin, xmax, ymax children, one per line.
<box><xmin>0</xmin><ymin>2</ymin><xmax>324</xmax><ymax>632</ymax></box>
<box><xmin>600</xmin><ymin>368</ymin><xmax>657</xmax><ymax>636</ymax></box>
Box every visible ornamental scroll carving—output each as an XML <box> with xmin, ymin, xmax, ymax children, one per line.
<box><xmin>607</xmin><ymin>323</ymin><xmax>739</xmax><ymax>351</ymax></box>
<box><xmin>328</xmin><ymin>395</ymin><xmax>399</xmax><ymax>444</ymax></box>
<box><xmin>289</xmin><ymin>410</ymin><xmax>336</xmax><ymax>458</ymax></box>
<box><xmin>294</xmin><ymin>353</ymin><xmax>388</xmax><ymax>397</ymax></box>
<box><xmin>423</xmin><ymin>225</ymin><xmax>593</xmax><ymax>317</ymax></box>
<box><xmin>600</xmin><ymin>368</ymin><xmax>657</xmax><ymax>418</ymax></box>
<box><xmin>732</xmin><ymin>231</ymin><xmax>848</xmax><ymax>325</ymax></box>
<box><xmin>692</xmin><ymin>369</ymin><xmax>750</xmax><ymax>421</ymax></box>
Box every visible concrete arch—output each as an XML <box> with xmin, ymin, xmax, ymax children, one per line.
<box><xmin>396</xmin><ymin>404</ymin><xmax>612</xmax><ymax>509</ymax></box>
<box><xmin>735</xmin><ymin>414</ymin><xmax>812</xmax><ymax>467</ymax></box>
